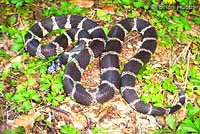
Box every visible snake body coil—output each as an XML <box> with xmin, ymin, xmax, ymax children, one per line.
<box><xmin>25</xmin><ymin>15</ymin><xmax>185</xmax><ymax>116</ymax></box>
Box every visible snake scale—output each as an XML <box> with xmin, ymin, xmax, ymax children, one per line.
<box><xmin>25</xmin><ymin>15</ymin><xmax>185</xmax><ymax>116</ymax></box>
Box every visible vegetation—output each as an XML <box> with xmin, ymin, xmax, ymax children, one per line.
<box><xmin>155</xmin><ymin>103</ymin><xmax>200</xmax><ymax>134</ymax></box>
<box><xmin>0</xmin><ymin>0</ymin><xmax>199</xmax><ymax>133</ymax></box>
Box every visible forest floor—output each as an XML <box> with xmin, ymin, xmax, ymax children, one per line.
<box><xmin>0</xmin><ymin>0</ymin><xmax>200</xmax><ymax>134</ymax></box>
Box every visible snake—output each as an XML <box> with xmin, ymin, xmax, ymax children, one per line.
<box><xmin>24</xmin><ymin>15</ymin><xmax>185</xmax><ymax>116</ymax></box>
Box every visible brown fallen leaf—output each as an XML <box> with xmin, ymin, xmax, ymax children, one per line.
<box><xmin>4</xmin><ymin>55</ymin><xmax>22</xmax><ymax>70</ymax></box>
<box><xmin>69</xmin><ymin>0</ymin><xmax>94</xmax><ymax>8</ymax></box>
<box><xmin>71</xmin><ymin>113</ymin><xmax>88</xmax><ymax>129</ymax></box>
<box><xmin>8</xmin><ymin>112</ymin><xmax>41</xmax><ymax>134</ymax></box>
<box><xmin>102</xmin><ymin>5</ymin><xmax>116</xmax><ymax>14</ymax></box>
<box><xmin>0</xmin><ymin>123</ymin><xmax>12</xmax><ymax>134</ymax></box>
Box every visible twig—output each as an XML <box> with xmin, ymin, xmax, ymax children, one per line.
<box><xmin>173</xmin><ymin>44</ymin><xmax>189</xmax><ymax>65</ymax></box>
<box><xmin>45</xmin><ymin>104</ymin><xmax>70</xmax><ymax>115</ymax></box>
<box><xmin>184</xmin><ymin>43</ymin><xmax>192</xmax><ymax>90</ymax></box>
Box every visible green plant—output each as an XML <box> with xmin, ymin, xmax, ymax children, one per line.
<box><xmin>4</xmin><ymin>126</ymin><xmax>25</xmax><ymax>134</ymax></box>
<box><xmin>133</xmin><ymin>0</ymin><xmax>149</xmax><ymax>9</ymax></box>
<box><xmin>127</xmin><ymin>11</ymin><xmax>138</xmax><ymax>18</ymax></box>
<box><xmin>92</xmin><ymin>127</ymin><xmax>107</xmax><ymax>134</ymax></box>
<box><xmin>96</xmin><ymin>9</ymin><xmax>113</xmax><ymax>22</ymax></box>
<box><xmin>44</xmin><ymin>71</ymin><xmax>65</xmax><ymax>106</ymax></box>
<box><xmin>60</xmin><ymin>125</ymin><xmax>81</xmax><ymax>134</ymax></box>
<box><xmin>115</xmin><ymin>0</ymin><xmax>132</xmax><ymax>5</ymax></box>
<box><xmin>9</xmin><ymin>0</ymin><xmax>33</xmax><ymax>7</ymax></box>
<box><xmin>193</xmin><ymin>17</ymin><xmax>200</xmax><ymax>25</ymax></box>
<box><xmin>6</xmin><ymin>82</ymin><xmax>41</xmax><ymax>112</ymax></box>
<box><xmin>0</xmin><ymin>25</ymin><xmax>26</xmax><ymax>52</ymax></box>
<box><xmin>147</xmin><ymin>0</ymin><xmax>198</xmax><ymax>48</ymax></box>
<box><xmin>0</xmin><ymin>82</ymin><xmax>5</xmax><ymax>96</ymax></box>
<box><xmin>154</xmin><ymin>103</ymin><xmax>200</xmax><ymax>134</ymax></box>
<box><xmin>0</xmin><ymin>1</ymin><xmax>199</xmax><ymax>133</ymax></box>
<box><xmin>141</xmin><ymin>80</ymin><xmax>165</xmax><ymax>107</ymax></box>
<box><xmin>137</xmin><ymin>65</ymin><xmax>165</xmax><ymax>107</ymax></box>
<box><xmin>176</xmin><ymin>0</ymin><xmax>196</xmax><ymax>6</ymax></box>
<box><xmin>188</xmin><ymin>66</ymin><xmax>200</xmax><ymax>92</ymax></box>
<box><xmin>0</xmin><ymin>49</ymin><xmax>11</xmax><ymax>58</ymax></box>
<box><xmin>42</xmin><ymin>1</ymin><xmax>88</xmax><ymax>17</ymax></box>
<box><xmin>162</xmin><ymin>79</ymin><xmax>177</xmax><ymax>93</ymax></box>
<box><xmin>96</xmin><ymin>9</ymin><xmax>112</xmax><ymax>35</ymax></box>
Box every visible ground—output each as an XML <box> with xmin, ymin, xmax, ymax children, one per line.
<box><xmin>0</xmin><ymin>0</ymin><xmax>200</xmax><ymax>134</ymax></box>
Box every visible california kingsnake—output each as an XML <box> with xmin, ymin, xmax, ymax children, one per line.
<box><xmin>25</xmin><ymin>15</ymin><xmax>185</xmax><ymax>116</ymax></box>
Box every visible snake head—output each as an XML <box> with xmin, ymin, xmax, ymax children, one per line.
<box><xmin>48</xmin><ymin>54</ymin><xmax>69</xmax><ymax>73</ymax></box>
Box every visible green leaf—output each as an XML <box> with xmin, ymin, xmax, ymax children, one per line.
<box><xmin>16</xmin><ymin>83</ymin><xmax>27</xmax><ymax>91</ymax></box>
<box><xmin>11</xmin><ymin>62</ymin><xmax>22</xmax><ymax>70</ymax></box>
<box><xmin>5</xmin><ymin>92</ymin><xmax>13</xmax><ymax>101</ymax></box>
<box><xmin>55</xmin><ymin>95</ymin><xmax>64</xmax><ymax>102</ymax></box>
<box><xmin>4</xmin><ymin>126</ymin><xmax>25</xmax><ymax>134</ymax></box>
<box><xmin>197</xmin><ymin>55</ymin><xmax>200</xmax><ymax>62</ymax></box>
<box><xmin>92</xmin><ymin>127</ymin><xmax>107</xmax><ymax>134</ymax></box>
<box><xmin>152</xmin><ymin>94</ymin><xmax>164</xmax><ymax>105</ymax></box>
<box><xmin>166</xmin><ymin>115</ymin><xmax>177</xmax><ymax>131</ymax></box>
<box><xmin>39</xmin><ymin>65</ymin><xmax>47</xmax><ymax>74</ymax></box>
<box><xmin>0</xmin><ymin>82</ymin><xmax>5</xmax><ymax>94</ymax></box>
<box><xmin>25</xmin><ymin>0</ymin><xmax>32</xmax><ymax>4</ymax></box>
<box><xmin>11</xmin><ymin>35</ymin><xmax>24</xmax><ymax>52</ymax></box>
<box><xmin>189</xmin><ymin>67</ymin><xmax>199</xmax><ymax>77</ymax></box>
<box><xmin>0</xmin><ymin>49</ymin><xmax>11</xmax><ymax>58</ymax></box>
<box><xmin>35</xmin><ymin>115</ymin><xmax>44</xmax><ymax>122</ymax></box>
<box><xmin>40</xmin><ymin>77</ymin><xmax>51</xmax><ymax>84</ymax></box>
<box><xmin>193</xmin><ymin>17</ymin><xmax>200</xmax><ymax>25</ymax></box>
<box><xmin>12</xmin><ymin>94</ymin><xmax>26</xmax><ymax>103</ymax></box>
<box><xmin>194</xmin><ymin>118</ymin><xmax>200</xmax><ymax>130</ymax></box>
<box><xmin>186</xmin><ymin>104</ymin><xmax>200</xmax><ymax>118</ymax></box>
<box><xmin>144</xmin><ymin>5</ymin><xmax>149</xmax><ymax>10</ymax></box>
<box><xmin>31</xmin><ymin>95</ymin><xmax>40</xmax><ymax>102</ymax></box>
<box><xmin>28</xmin><ymin>77</ymin><xmax>37</xmax><ymax>87</ymax></box>
<box><xmin>103</xmin><ymin>26</ymin><xmax>109</xmax><ymax>35</ymax></box>
<box><xmin>60</xmin><ymin>125</ymin><xmax>81</xmax><ymax>134</ymax></box>
<box><xmin>173</xmin><ymin>16</ymin><xmax>180</xmax><ymax>23</ymax></box>
<box><xmin>128</xmin><ymin>11</ymin><xmax>137</xmax><ymax>18</ymax></box>
<box><xmin>121</xmin><ymin>0</ymin><xmax>132</xmax><ymax>5</ymax></box>
<box><xmin>133</xmin><ymin>1</ymin><xmax>144</xmax><ymax>8</ymax></box>
<box><xmin>16</xmin><ymin>1</ymin><xmax>23</xmax><ymax>7</ymax></box>
<box><xmin>96</xmin><ymin>9</ymin><xmax>105</xmax><ymax>17</ymax></box>
<box><xmin>10</xmin><ymin>79</ymin><xmax>17</xmax><ymax>87</ymax></box>
<box><xmin>24</xmin><ymin>68</ymin><xmax>36</xmax><ymax>75</ymax></box>
<box><xmin>189</xmin><ymin>77</ymin><xmax>200</xmax><ymax>89</ymax></box>
<box><xmin>20</xmin><ymin>101</ymin><xmax>32</xmax><ymax>112</ymax></box>
<box><xmin>51</xmin><ymin>99</ymin><xmax>58</xmax><ymax>106</ymax></box>
<box><xmin>162</xmin><ymin>79</ymin><xmax>177</xmax><ymax>93</ymax></box>
<box><xmin>178</xmin><ymin>118</ymin><xmax>198</xmax><ymax>133</ymax></box>
<box><xmin>8</xmin><ymin>15</ymin><xmax>17</xmax><ymax>25</ymax></box>
<box><xmin>46</xmin><ymin>93</ymin><xmax>53</xmax><ymax>102</ymax></box>
<box><xmin>39</xmin><ymin>84</ymin><xmax>50</xmax><ymax>91</ymax></box>
<box><xmin>180</xmin><ymin>17</ymin><xmax>191</xmax><ymax>30</ymax></box>
<box><xmin>51</xmin><ymin>83</ymin><xmax>63</xmax><ymax>94</ymax></box>
<box><xmin>160</xmin><ymin>35</ymin><xmax>172</xmax><ymax>48</ymax></box>
<box><xmin>96</xmin><ymin>9</ymin><xmax>112</xmax><ymax>22</ymax></box>
<box><xmin>29</xmin><ymin>90</ymin><xmax>40</xmax><ymax>102</ymax></box>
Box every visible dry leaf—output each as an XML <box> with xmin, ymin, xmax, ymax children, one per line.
<box><xmin>69</xmin><ymin>0</ymin><xmax>94</xmax><ymax>8</ymax></box>
<box><xmin>9</xmin><ymin>112</ymin><xmax>41</xmax><ymax>133</ymax></box>
<box><xmin>4</xmin><ymin>55</ymin><xmax>22</xmax><ymax>70</ymax></box>
<box><xmin>102</xmin><ymin>5</ymin><xmax>116</xmax><ymax>14</ymax></box>
<box><xmin>0</xmin><ymin>123</ymin><xmax>12</xmax><ymax>134</ymax></box>
<box><xmin>71</xmin><ymin>113</ymin><xmax>87</xmax><ymax>129</ymax></box>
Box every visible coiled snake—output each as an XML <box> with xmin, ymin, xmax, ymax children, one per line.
<box><xmin>25</xmin><ymin>15</ymin><xmax>185</xmax><ymax>116</ymax></box>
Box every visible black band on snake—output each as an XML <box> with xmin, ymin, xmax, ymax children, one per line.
<box><xmin>110</xmin><ymin>18</ymin><xmax>185</xmax><ymax>116</ymax></box>
<box><xmin>24</xmin><ymin>15</ymin><xmax>185</xmax><ymax>116</ymax></box>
